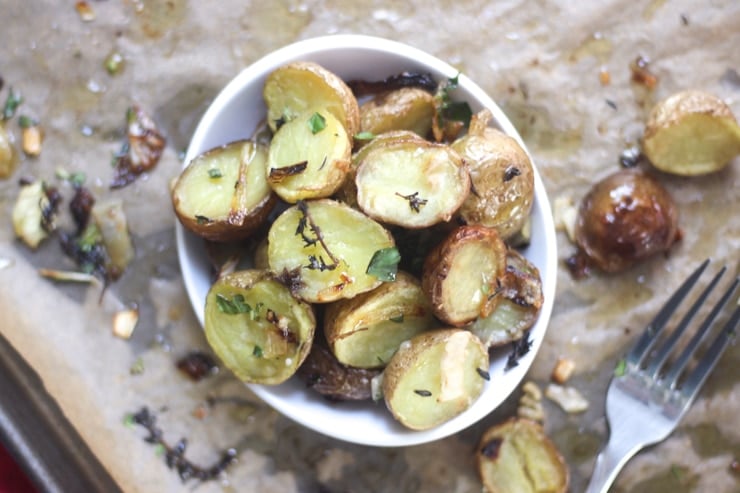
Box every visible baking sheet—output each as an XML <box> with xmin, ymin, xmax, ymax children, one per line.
<box><xmin>0</xmin><ymin>1</ymin><xmax>738</xmax><ymax>492</ymax></box>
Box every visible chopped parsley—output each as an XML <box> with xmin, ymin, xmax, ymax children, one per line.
<box><xmin>308</xmin><ymin>112</ymin><xmax>326</xmax><ymax>134</ymax></box>
<box><xmin>366</xmin><ymin>247</ymin><xmax>401</xmax><ymax>282</ymax></box>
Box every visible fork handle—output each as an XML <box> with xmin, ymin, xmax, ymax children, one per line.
<box><xmin>584</xmin><ymin>438</ymin><xmax>641</xmax><ymax>493</ymax></box>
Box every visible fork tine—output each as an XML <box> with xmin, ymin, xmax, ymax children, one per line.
<box><xmin>627</xmin><ymin>259</ymin><xmax>710</xmax><ymax>367</ymax></box>
<box><xmin>668</xmin><ymin>277</ymin><xmax>739</xmax><ymax>393</ymax></box>
<box><xmin>644</xmin><ymin>266</ymin><xmax>727</xmax><ymax>379</ymax></box>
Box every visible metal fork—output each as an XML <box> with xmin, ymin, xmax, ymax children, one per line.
<box><xmin>584</xmin><ymin>259</ymin><xmax>740</xmax><ymax>493</ymax></box>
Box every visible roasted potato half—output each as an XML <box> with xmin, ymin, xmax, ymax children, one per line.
<box><xmin>297</xmin><ymin>339</ymin><xmax>380</xmax><ymax>401</ymax></box>
<box><xmin>204</xmin><ymin>269</ymin><xmax>316</xmax><ymax>385</ymax></box>
<box><xmin>267</xmin><ymin>199</ymin><xmax>395</xmax><ymax>303</ymax></box>
<box><xmin>359</xmin><ymin>87</ymin><xmax>435</xmax><ymax>138</ymax></box>
<box><xmin>263</xmin><ymin>61</ymin><xmax>360</xmax><ymax>137</ymax></box>
<box><xmin>422</xmin><ymin>225</ymin><xmax>507</xmax><ymax>326</ymax></box>
<box><xmin>643</xmin><ymin>89</ymin><xmax>740</xmax><ymax>176</ymax></box>
<box><xmin>266</xmin><ymin>108</ymin><xmax>351</xmax><ymax>202</ymax></box>
<box><xmin>324</xmin><ymin>271</ymin><xmax>437</xmax><ymax>368</ymax></box>
<box><xmin>477</xmin><ymin>418</ymin><xmax>569</xmax><ymax>493</ymax></box>
<box><xmin>452</xmin><ymin>110</ymin><xmax>534</xmax><ymax>241</ymax></box>
<box><xmin>172</xmin><ymin>140</ymin><xmax>276</xmax><ymax>242</ymax></box>
<box><xmin>470</xmin><ymin>249</ymin><xmax>543</xmax><ymax>348</ymax></box>
<box><xmin>382</xmin><ymin>329</ymin><xmax>489</xmax><ymax>430</ymax></box>
<box><xmin>355</xmin><ymin>139</ymin><xmax>470</xmax><ymax>228</ymax></box>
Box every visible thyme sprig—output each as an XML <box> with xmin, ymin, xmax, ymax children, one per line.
<box><xmin>396</xmin><ymin>191</ymin><xmax>428</xmax><ymax>213</ymax></box>
<box><xmin>295</xmin><ymin>200</ymin><xmax>340</xmax><ymax>271</ymax></box>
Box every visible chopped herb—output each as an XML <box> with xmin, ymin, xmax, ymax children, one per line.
<box><xmin>503</xmin><ymin>166</ymin><xmax>521</xmax><ymax>182</ymax></box>
<box><xmin>154</xmin><ymin>443</ymin><xmax>166</xmax><ymax>457</ymax></box>
<box><xmin>354</xmin><ymin>131</ymin><xmax>375</xmax><ymax>141</ymax></box>
<box><xmin>435</xmin><ymin>74</ymin><xmax>472</xmax><ymax>126</ymax></box>
<box><xmin>414</xmin><ymin>389</ymin><xmax>432</xmax><ymax>397</ymax></box>
<box><xmin>366</xmin><ymin>247</ymin><xmax>401</xmax><ymax>282</ymax></box>
<box><xmin>476</xmin><ymin>367</ymin><xmax>491</xmax><ymax>381</ymax></box>
<box><xmin>2</xmin><ymin>87</ymin><xmax>23</xmax><ymax>120</ymax></box>
<box><xmin>104</xmin><ymin>51</ymin><xmax>125</xmax><ymax>75</ymax></box>
<box><xmin>253</xmin><ymin>345</ymin><xmax>263</xmax><ymax>358</ymax></box>
<box><xmin>389</xmin><ymin>314</ymin><xmax>404</xmax><ymax>323</ymax></box>
<box><xmin>269</xmin><ymin>161</ymin><xmax>307</xmax><ymax>182</ymax></box>
<box><xmin>318</xmin><ymin>155</ymin><xmax>327</xmax><ymax>170</ymax></box>
<box><xmin>295</xmin><ymin>200</ymin><xmax>340</xmax><ymax>271</ymax></box>
<box><xmin>274</xmin><ymin>115</ymin><xmax>287</xmax><ymax>130</ymax></box>
<box><xmin>396</xmin><ymin>191</ymin><xmax>428</xmax><ymax>213</ymax></box>
<box><xmin>56</xmin><ymin>168</ymin><xmax>87</xmax><ymax>187</ymax></box>
<box><xmin>123</xmin><ymin>413</ymin><xmax>136</xmax><ymax>427</ymax></box>
<box><xmin>305</xmin><ymin>254</ymin><xmax>337</xmax><ymax>272</ymax></box>
<box><xmin>215</xmin><ymin>293</ymin><xmax>253</xmax><ymax>315</ymax></box>
<box><xmin>614</xmin><ymin>358</ymin><xmax>627</xmax><ymax>377</ymax></box>
<box><xmin>18</xmin><ymin>115</ymin><xmax>38</xmax><ymax>128</ymax></box>
<box><xmin>195</xmin><ymin>215</ymin><xmax>211</xmax><ymax>225</ymax></box>
<box><xmin>505</xmin><ymin>330</ymin><xmax>533</xmax><ymax>371</ymax></box>
<box><xmin>207</xmin><ymin>168</ymin><xmax>222</xmax><ymax>179</ymax></box>
<box><xmin>308</xmin><ymin>112</ymin><xmax>326</xmax><ymax>134</ymax></box>
<box><xmin>130</xmin><ymin>357</ymin><xmax>145</xmax><ymax>375</ymax></box>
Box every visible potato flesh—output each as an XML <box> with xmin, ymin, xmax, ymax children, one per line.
<box><xmin>267</xmin><ymin>109</ymin><xmax>350</xmax><ymax>202</ymax></box>
<box><xmin>267</xmin><ymin>199</ymin><xmax>395</xmax><ymax>303</ymax></box>
<box><xmin>204</xmin><ymin>270</ymin><xmax>316</xmax><ymax>385</ymax></box>
<box><xmin>324</xmin><ymin>271</ymin><xmax>436</xmax><ymax>368</ymax></box>
<box><xmin>383</xmin><ymin>329</ymin><xmax>488</xmax><ymax>430</ymax></box>
<box><xmin>477</xmin><ymin>418</ymin><xmax>569</xmax><ymax>493</ymax></box>
<box><xmin>263</xmin><ymin>62</ymin><xmax>360</xmax><ymax>136</ymax></box>
<box><xmin>356</xmin><ymin>141</ymin><xmax>470</xmax><ymax>228</ymax></box>
<box><xmin>359</xmin><ymin>87</ymin><xmax>435</xmax><ymax>138</ymax></box>
<box><xmin>172</xmin><ymin>140</ymin><xmax>274</xmax><ymax>241</ymax></box>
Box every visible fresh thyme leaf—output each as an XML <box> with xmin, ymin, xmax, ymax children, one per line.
<box><xmin>476</xmin><ymin>367</ymin><xmax>491</xmax><ymax>381</ymax></box>
<box><xmin>505</xmin><ymin>330</ymin><xmax>533</xmax><ymax>371</ymax></box>
<box><xmin>366</xmin><ymin>247</ymin><xmax>401</xmax><ymax>282</ymax></box>
<box><xmin>389</xmin><ymin>314</ymin><xmax>404</xmax><ymax>323</ymax></box>
<box><xmin>614</xmin><ymin>358</ymin><xmax>627</xmax><ymax>377</ymax></box>
<box><xmin>414</xmin><ymin>389</ymin><xmax>432</xmax><ymax>397</ymax></box>
<box><xmin>253</xmin><ymin>345</ymin><xmax>263</xmax><ymax>358</ymax></box>
<box><xmin>503</xmin><ymin>166</ymin><xmax>521</xmax><ymax>182</ymax></box>
<box><xmin>308</xmin><ymin>112</ymin><xmax>326</xmax><ymax>134</ymax></box>
<box><xmin>18</xmin><ymin>115</ymin><xmax>38</xmax><ymax>128</ymax></box>
<box><xmin>208</xmin><ymin>168</ymin><xmax>223</xmax><ymax>179</ymax></box>
<box><xmin>395</xmin><ymin>191</ymin><xmax>428</xmax><ymax>213</ymax></box>
<box><xmin>354</xmin><ymin>131</ymin><xmax>375</xmax><ymax>141</ymax></box>
<box><xmin>2</xmin><ymin>87</ymin><xmax>23</xmax><ymax>120</ymax></box>
<box><xmin>215</xmin><ymin>293</ymin><xmax>252</xmax><ymax>315</ymax></box>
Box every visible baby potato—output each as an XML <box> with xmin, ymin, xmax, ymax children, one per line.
<box><xmin>359</xmin><ymin>87</ymin><xmax>435</xmax><ymax>138</ymax></box>
<box><xmin>477</xmin><ymin>418</ymin><xmax>569</xmax><ymax>493</ymax></box>
<box><xmin>172</xmin><ymin>140</ymin><xmax>277</xmax><ymax>242</ymax></box>
<box><xmin>469</xmin><ymin>249</ymin><xmax>543</xmax><ymax>349</ymax></box>
<box><xmin>355</xmin><ymin>138</ymin><xmax>470</xmax><ymax>229</ymax></box>
<box><xmin>324</xmin><ymin>271</ymin><xmax>437</xmax><ymax>369</ymax></box>
<box><xmin>573</xmin><ymin>168</ymin><xmax>679</xmax><ymax>274</ymax></box>
<box><xmin>452</xmin><ymin>110</ymin><xmax>534</xmax><ymax>241</ymax></box>
<box><xmin>643</xmin><ymin>89</ymin><xmax>740</xmax><ymax>176</ymax></box>
<box><xmin>266</xmin><ymin>108</ymin><xmax>351</xmax><ymax>202</ymax></box>
<box><xmin>267</xmin><ymin>199</ymin><xmax>395</xmax><ymax>303</ymax></box>
<box><xmin>297</xmin><ymin>340</ymin><xmax>380</xmax><ymax>401</ymax></box>
<box><xmin>263</xmin><ymin>61</ymin><xmax>360</xmax><ymax>137</ymax></box>
<box><xmin>422</xmin><ymin>225</ymin><xmax>507</xmax><ymax>326</ymax></box>
<box><xmin>382</xmin><ymin>329</ymin><xmax>489</xmax><ymax>430</ymax></box>
<box><xmin>204</xmin><ymin>269</ymin><xmax>316</xmax><ymax>385</ymax></box>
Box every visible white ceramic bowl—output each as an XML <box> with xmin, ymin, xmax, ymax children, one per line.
<box><xmin>176</xmin><ymin>34</ymin><xmax>557</xmax><ymax>447</ymax></box>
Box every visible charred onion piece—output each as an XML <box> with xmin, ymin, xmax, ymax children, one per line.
<box><xmin>347</xmin><ymin>71</ymin><xmax>437</xmax><ymax>97</ymax></box>
<box><xmin>111</xmin><ymin>105</ymin><xmax>166</xmax><ymax>189</ymax></box>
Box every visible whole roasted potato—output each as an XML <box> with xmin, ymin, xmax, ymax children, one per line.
<box><xmin>643</xmin><ymin>89</ymin><xmax>740</xmax><ymax>176</ymax></box>
<box><xmin>452</xmin><ymin>110</ymin><xmax>534</xmax><ymax>241</ymax></box>
<box><xmin>382</xmin><ymin>329</ymin><xmax>489</xmax><ymax>430</ymax></box>
<box><xmin>324</xmin><ymin>271</ymin><xmax>437</xmax><ymax>368</ymax></box>
<box><xmin>172</xmin><ymin>140</ymin><xmax>277</xmax><ymax>242</ymax></box>
<box><xmin>422</xmin><ymin>225</ymin><xmax>507</xmax><ymax>326</ymax></box>
<box><xmin>572</xmin><ymin>168</ymin><xmax>680</xmax><ymax>274</ymax></box>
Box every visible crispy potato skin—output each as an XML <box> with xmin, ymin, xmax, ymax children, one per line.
<box><xmin>477</xmin><ymin>418</ymin><xmax>569</xmax><ymax>493</ymax></box>
<box><xmin>422</xmin><ymin>225</ymin><xmax>507</xmax><ymax>326</ymax></box>
<box><xmin>359</xmin><ymin>87</ymin><xmax>435</xmax><ymax>138</ymax></box>
<box><xmin>574</xmin><ymin>168</ymin><xmax>679</xmax><ymax>273</ymax></box>
<box><xmin>296</xmin><ymin>340</ymin><xmax>380</xmax><ymax>401</ymax></box>
<box><xmin>452</xmin><ymin>126</ymin><xmax>534</xmax><ymax>240</ymax></box>
<box><xmin>643</xmin><ymin>89</ymin><xmax>740</xmax><ymax>176</ymax></box>
<box><xmin>263</xmin><ymin>61</ymin><xmax>360</xmax><ymax>137</ymax></box>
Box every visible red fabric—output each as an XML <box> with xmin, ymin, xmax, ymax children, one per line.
<box><xmin>0</xmin><ymin>444</ymin><xmax>36</xmax><ymax>493</ymax></box>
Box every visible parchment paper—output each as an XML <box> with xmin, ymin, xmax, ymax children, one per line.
<box><xmin>1</xmin><ymin>1</ymin><xmax>738</xmax><ymax>492</ymax></box>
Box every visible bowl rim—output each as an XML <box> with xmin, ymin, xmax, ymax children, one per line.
<box><xmin>176</xmin><ymin>34</ymin><xmax>557</xmax><ymax>447</ymax></box>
